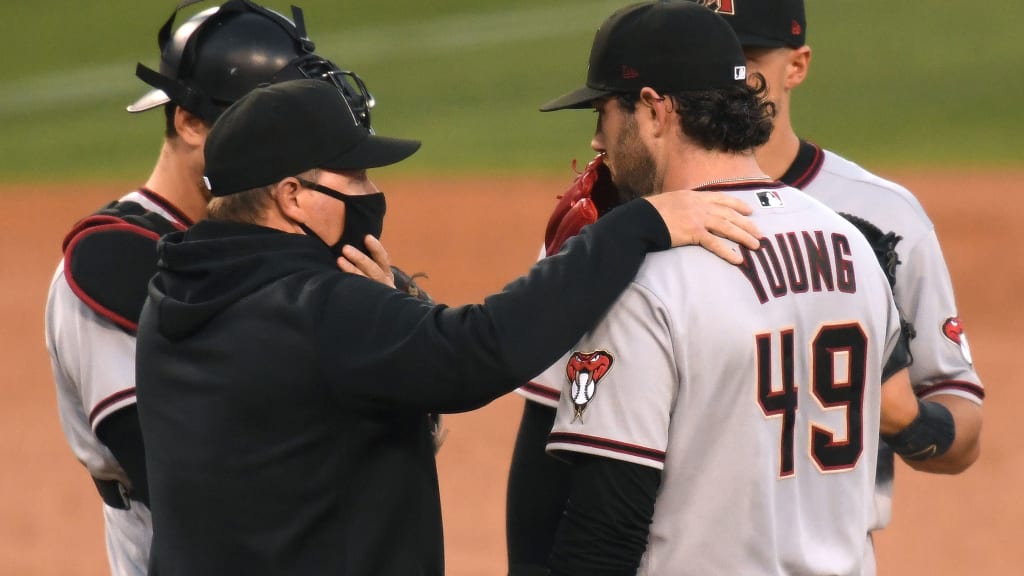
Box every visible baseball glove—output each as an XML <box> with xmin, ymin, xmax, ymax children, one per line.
<box><xmin>839</xmin><ymin>212</ymin><xmax>916</xmax><ymax>378</ymax></box>
<box><xmin>391</xmin><ymin>265</ymin><xmax>447</xmax><ymax>451</ymax></box>
<box><xmin>543</xmin><ymin>153</ymin><xmax>622</xmax><ymax>255</ymax></box>
<box><xmin>842</xmin><ymin>214</ymin><xmax>958</xmax><ymax>462</ymax></box>
<box><xmin>391</xmin><ymin>266</ymin><xmax>433</xmax><ymax>304</ymax></box>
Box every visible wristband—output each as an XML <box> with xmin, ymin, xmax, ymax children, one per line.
<box><xmin>881</xmin><ymin>400</ymin><xmax>955</xmax><ymax>461</ymax></box>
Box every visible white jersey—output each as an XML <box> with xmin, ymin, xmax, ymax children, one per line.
<box><xmin>547</xmin><ymin>183</ymin><xmax>903</xmax><ymax>575</ymax></box>
<box><xmin>45</xmin><ymin>189</ymin><xmax>187</xmax><ymax>576</ymax></box>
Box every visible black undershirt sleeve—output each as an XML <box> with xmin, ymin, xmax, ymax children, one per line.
<box><xmin>95</xmin><ymin>405</ymin><xmax>150</xmax><ymax>506</ymax></box>
<box><xmin>548</xmin><ymin>455</ymin><xmax>661</xmax><ymax>576</ymax></box>
<box><xmin>507</xmin><ymin>402</ymin><xmax>571</xmax><ymax>576</ymax></box>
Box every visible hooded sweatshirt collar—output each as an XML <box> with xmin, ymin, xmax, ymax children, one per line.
<box><xmin>151</xmin><ymin>219</ymin><xmax>337</xmax><ymax>341</ymax></box>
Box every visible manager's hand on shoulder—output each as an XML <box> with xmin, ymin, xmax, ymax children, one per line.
<box><xmin>644</xmin><ymin>189</ymin><xmax>762</xmax><ymax>264</ymax></box>
<box><xmin>336</xmin><ymin>236</ymin><xmax>396</xmax><ymax>289</ymax></box>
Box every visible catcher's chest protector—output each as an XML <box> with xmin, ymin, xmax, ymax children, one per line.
<box><xmin>61</xmin><ymin>201</ymin><xmax>183</xmax><ymax>333</ymax></box>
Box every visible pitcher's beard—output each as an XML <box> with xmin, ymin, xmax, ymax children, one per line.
<box><xmin>609</xmin><ymin>116</ymin><xmax>658</xmax><ymax>202</ymax></box>
<box><xmin>614</xmin><ymin>154</ymin><xmax>658</xmax><ymax>202</ymax></box>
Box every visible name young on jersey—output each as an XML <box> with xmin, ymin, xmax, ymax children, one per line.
<box><xmin>739</xmin><ymin>231</ymin><xmax>856</xmax><ymax>304</ymax></box>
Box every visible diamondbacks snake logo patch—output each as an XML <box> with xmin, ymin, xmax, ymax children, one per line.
<box><xmin>566</xmin><ymin>350</ymin><xmax>614</xmax><ymax>422</ymax></box>
<box><xmin>942</xmin><ymin>316</ymin><xmax>973</xmax><ymax>364</ymax></box>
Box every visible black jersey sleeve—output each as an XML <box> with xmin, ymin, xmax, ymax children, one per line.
<box><xmin>95</xmin><ymin>405</ymin><xmax>150</xmax><ymax>506</ymax></box>
<box><xmin>548</xmin><ymin>455</ymin><xmax>661</xmax><ymax>576</ymax></box>
<box><xmin>507</xmin><ymin>402</ymin><xmax>571</xmax><ymax>575</ymax></box>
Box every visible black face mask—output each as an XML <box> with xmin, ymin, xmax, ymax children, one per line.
<box><xmin>334</xmin><ymin>192</ymin><xmax>386</xmax><ymax>255</ymax></box>
<box><xmin>296</xmin><ymin>178</ymin><xmax>386</xmax><ymax>256</ymax></box>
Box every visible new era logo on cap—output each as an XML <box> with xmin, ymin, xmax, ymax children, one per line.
<box><xmin>734</xmin><ymin>66</ymin><xmax>747</xmax><ymax>80</ymax></box>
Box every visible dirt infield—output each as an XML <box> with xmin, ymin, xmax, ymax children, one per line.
<box><xmin>2</xmin><ymin>170</ymin><xmax>1019</xmax><ymax>575</ymax></box>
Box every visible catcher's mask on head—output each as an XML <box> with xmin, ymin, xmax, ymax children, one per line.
<box><xmin>127</xmin><ymin>0</ymin><xmax>375</xmax><ymax>127</ymax></box>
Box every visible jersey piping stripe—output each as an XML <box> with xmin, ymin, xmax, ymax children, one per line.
<box><xmin>918</xmin><ymin>380</ymin><xmax>985</xmax><ymax>401</ymax></box>
<box><xmin>521</xmin><ymin>381</ymin><xmax>560</xmax><ymax>401</ymax></box>
<box><xmin>780</xmin><ymin>139</ymin><xmax>825</xmax><ymax>190</ymax></box>
<box><xmin>548</xmin><ymin>432</ymin><xmax>666</xmax><ymax>463</ymax></box>
<box><xmin>138</xmin><ymin>188</ymin><xmax>193</xmax><ymax>228</ymax></box>
<box><xmin>694</xmin><ymin>180</ymin><xmax>787</xmax><ymax>192</ymax></box>
<box><xmin>88</xmin><ymin>388</ymin><xmax>137</xmax><ymax>426</ymax></box>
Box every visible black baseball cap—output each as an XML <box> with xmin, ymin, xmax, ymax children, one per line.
<box><xmin>689</xmin><ymin>0</ymin><xmax>806</xmax><ymax>48</ymax></box>
<box><xmin>540</xmin><ymin>1</ymin><xmax>748</xmax><ymax>112</ymax></box>
<box><xmin>203</xmin><ymin>79</ymin><xmax>421</xmax><ymax>197</ymax></box>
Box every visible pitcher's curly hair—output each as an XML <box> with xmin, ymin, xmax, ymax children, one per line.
<box><xmin>617</xmin><ymin>73</ymin><xmax>775</xmax><ymax>153</ymax></box>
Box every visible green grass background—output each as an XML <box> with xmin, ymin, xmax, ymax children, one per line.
<box><xmin>1</xmin><ymin>0</ymin><xmax>1020</xmax><ymax>182</ymax></box>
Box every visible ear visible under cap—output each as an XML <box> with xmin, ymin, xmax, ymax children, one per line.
<box><xmin>784</xmin><ymin>45</ymin><xmax>812</xmax><ymax>90</ymax></box>
<box><xmin>174</xmin><ymin>107</ymin><xmax>209</xmax><ymax>147</ymax></box>
<box><xmin>639</xmin><ymin>87</ymin><xmax>667</xmax><ymax>106</ymax></box>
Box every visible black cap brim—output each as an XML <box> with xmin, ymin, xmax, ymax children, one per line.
<box><xmin>539</xmin><ymin>85</ymin><xmax>614</xmax><ymax>112</ymax></box>
<box><xmin>321</xmin><ymin>134</ymin><xmax>422</xmax><ymax>171</ymax></box>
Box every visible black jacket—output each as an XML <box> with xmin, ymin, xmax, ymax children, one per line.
<box><xmin>136</xmin><ymin>199</ymin><xmax>669</xmax><ymax>576</ymax></box>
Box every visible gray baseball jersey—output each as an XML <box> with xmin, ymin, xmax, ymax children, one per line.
<box><xmin>45</xmin><ymin>190</ymin><xmax>186</xmax><ymax>576</ymax></box>
<box><xmin>547</xmin><ymin>183</ymin><xmax>903</xmax><ymax>575</ymax></box>
<box><xmin>520</xmin><ymin>143</ymin><xmax>984</xmax><ymax>545</ymax></box>
<box><xmin>785</xmin><ymin>141</ymin><xmax>984</xmax><ymax>533</ymax></box>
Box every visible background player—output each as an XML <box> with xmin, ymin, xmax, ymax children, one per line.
<box><xmin>507</xmin><ymin>1</ymin><xmax>984</xmax><ymax>573</ymax></box>
<box><xmin>42</xmin><ymin>1</ymin><xmax>366</xmax><ymax>573</ymax></box>
<box><xmin>535</xmin><ymin>3</ymin><xmax>919</xmax><ymax>573</ymax></box>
